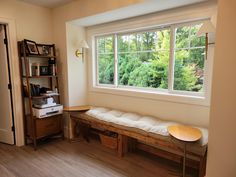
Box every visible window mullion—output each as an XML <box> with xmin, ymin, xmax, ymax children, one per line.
<box><xmin>114</xmin><ymin>34</ymin><xmax>118</xmax><ymax>87</ymax></box>
<box><xmin>95</xmin><ymin>37</ymin><xmax>99</xmax><ymax>86</ymax></box>
<box><xmin>168</xmin><ymin>26</ymin><xmax>176</xmax><ymax>92</ymax></box>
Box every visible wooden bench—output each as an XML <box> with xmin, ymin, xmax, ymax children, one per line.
<box><xmin>67</xmin><ymin>107</ymin><xmax>207</xmax><ymax>177</ymax></box>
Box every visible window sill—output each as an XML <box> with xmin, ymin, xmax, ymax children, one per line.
<box><xmin>90</xmin><ymin>85</ymin><xmax>210</xmax><ymax>107</ymax></box>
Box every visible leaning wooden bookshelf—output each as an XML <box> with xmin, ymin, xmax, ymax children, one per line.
<box><xmin>18</xmin><ymin>40</ymin><xmax>63</xmax><ymax>150</ymax></box>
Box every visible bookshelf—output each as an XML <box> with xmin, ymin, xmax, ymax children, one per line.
<box><xmin>18</xmin><ymin>40</ymin><xmax>63</xmax><ymax>150</ymax></box>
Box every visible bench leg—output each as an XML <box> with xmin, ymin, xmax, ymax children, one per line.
<box><xmin>199</xmin><ymin>153</ymin><xmax>207</xmax><ymax>177</ymax></box>
<box><xmin>118</xmin><ymin>134</ymin><xmax>128</xmax><ymax>157</ymax></box>
<box><xmin>128</xmin><ymin>138</ymin><xmax>137</xmax><ymax>152</ymax></box>
<box><xmin>78</xmin><ymin>122</ymin><xmax>90</xmax><ymax>142</ymax></box>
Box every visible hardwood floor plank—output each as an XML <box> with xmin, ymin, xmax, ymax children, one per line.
<box><xmin>0</xmin><ymin>140</ymin><xmax>197</xmax><ymax>177</ymax></box>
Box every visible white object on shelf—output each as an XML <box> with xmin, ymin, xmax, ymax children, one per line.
<box><xmin>33</xmin><ymin>104</ymin><xmax>63</xmax><ymax>118</ymax></box>
<box><xmin>34</xmin><ymin>102</ymin><xmax>57</xmax><ymax>109</ymax></box>
<box><xmin>40</xmin><ymin>92</ymin><xmax>59</xmax><ymax>97</ymax></box>
<box><xmin>47</xmin><ymin>97</ymin><xmax>54</xmax><ymax>104</ymax></box>
<box><xmin>29</xmin><ymin>63</ymin><xmax>32</xmax><ymax>76</ymax></box>
<box><xmin>54</xmin><ymin>87</ymin><xmax>58</xmax><ymax>93</ymax></box>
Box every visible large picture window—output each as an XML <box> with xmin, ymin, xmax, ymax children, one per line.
<box><xmin>95</xmin><ymin>21</ymin><xmax>206</xmax><ymax>96</ymax></box>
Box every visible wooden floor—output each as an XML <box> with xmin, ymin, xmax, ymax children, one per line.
<box><xmin>0</xmin><ymin>139</ymin><xmax>197</xmax><ymax>177</ymax></box>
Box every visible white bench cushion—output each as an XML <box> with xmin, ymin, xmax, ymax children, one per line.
<box><xmin>86</xmin><ymin>107</ymin><xmax>208</xmax><ymax>147</ymax></box>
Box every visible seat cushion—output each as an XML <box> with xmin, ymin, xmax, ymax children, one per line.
<box><xmin>84</xmin><ymin>106</ymin><xmax>208</xmax><ymax>156</ymax></box>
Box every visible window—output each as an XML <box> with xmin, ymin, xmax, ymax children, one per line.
<box><xmin>97</xmin><ymin>36</ymin><xmax>114</xmax><ymax>85</ymax></box>
<box><xmin>174</xmin><ymin>24</ymin><xmax>205</xmax><ymax>92</ymax></box>
<box><xmin>95</xmin><ymin>21</ymin><xmax>206</xmax><ymax>96</ymax></box>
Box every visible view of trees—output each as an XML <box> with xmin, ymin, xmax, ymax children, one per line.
<box><xmin>97</xmin><ymin>23</ymin><xmax>205</xmax><ymax>92</ymax></box>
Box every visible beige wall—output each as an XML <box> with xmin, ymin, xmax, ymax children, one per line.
<box><xmin>0</xmin><ymin>0</ymin><xmax>53</xmax><ymax>42</ymax></box>
<box><xmin>52</xmin><ymin>0</ymin><xmax>144</xmax><ymax>106</ymax></box>
<box><xmin>0</xmin><ymin>0</ymin><xmax>53</xmax><ymax>146</ymax></box>
<box><xmin>89</xmin><ymin>92</ymin><xmax>210</xmax><ymax>126</ymax></box>
<box><xmin>206</xmin><ymin>0</ymin><xmax>236</xmax><ymax>176</ymax></box>
<box><xmin>65</xmin><ymin>23</ymin><xmax>87</xmax><ymax>106</ymax></box>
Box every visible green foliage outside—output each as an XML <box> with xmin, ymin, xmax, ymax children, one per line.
<box><xmin>97</xmin><ymin>23</ymin><xmax>205</xmax><ymax>92</ymax></box>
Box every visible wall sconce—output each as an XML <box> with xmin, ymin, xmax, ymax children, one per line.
<box><xmin>75</xmin><ymin>40</ymin><xmax>89</xmax><ymax>60</ymax></box>
<box><xmin>197</xmin><ymin>20</ymin><xmax>216</xmax><ymax>60</ymax></box>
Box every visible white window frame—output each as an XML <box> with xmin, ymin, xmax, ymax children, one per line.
<box><xmin>94</xmin><ymin>19</ymin><xmax>211</xmax><ymax>103</ymax></box>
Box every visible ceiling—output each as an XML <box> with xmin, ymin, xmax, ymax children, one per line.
<box><xmin>18</xmin><ymin>0</ymin><xmax>75</xmax><ymax>8</ymax></box>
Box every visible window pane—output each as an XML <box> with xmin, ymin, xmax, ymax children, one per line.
<box><xmin>97</xmin><ymin>37</ymin><xmax>105</xmax><ymax>53</ymax></box>
<box><xmin>97</xmin><ymin>36</ymin><xmax>113</xmax><ymax>54</ymax></box>
<box><xmin>118</xmin><ymin>53</ymin><xmax>139</xmax><ymax>86</ymax></box>
<box><xmin>174</xmin><ymin>48</ymin><xmax>205</xmax><ymax>92</ymax></box>
<box><xmin>118</xmin><ymin>29</ymin><xmax>170</xmax><ymax>89</ymax></box>
<box><xmin>98</xmin><ymin>54</ymin><xmax>114</xmax><ymax>84</ymax></box>
<box><xmin>174</xmin><ymin>23</ymin><xmax>206</xmax><ymax>92</ymax></box>
<box><xmin>118</xmin><ymin>51</ymin><xmax>169</xmax><ymax>89</ymax></box>
<box><xmin>97</xmin><ymin>36</ymin><xmax>114</xmax><ymax>85</ymax></box>
<box><xmin>190</xmin><ymin>24</ymin><xmax>206</xmax><ymax>47</ymax></box>
<box><xmin>156</xmin><ymin>29</ymin><xmax>170</xmax><ymax>50</ymax></box>
<box><xmin>118</xmin><ymin>29</ymin><xmax>170</xmax><ymax>53</ymax></box>
<box><xmin>118</xmin><ymin>34</ymin><xmax>138</xmax><ymax>52</ymax></box>
<box><xmin>174</xmin><ymin>23</ymin><xmax>205</xmax><ymax>92</ymax></box>
<box><xmin>139</xmin><ymin>32</ymin><xmax>157</xmax><ymax>51</ymax></box>
<box><xmin>104</xmin><ymin>36</ymin><xmax>113</xmax><ymax>53</ymax></box>
<box><xmin>175</xmin><ymin>24</ymin><xmax>206</xmax><ymax>49</ymax></box>
<box><xmin>175</xmin><ymin>26</ymin><xmax>190</xmax><ymax>49</ymax></box>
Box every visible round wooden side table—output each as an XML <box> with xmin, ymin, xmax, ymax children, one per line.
<box><xmin>168</xmin><ymin>125</ymin><xmax>202</xmax><ymax>177</ymax></box>
<box><xmin>63</xmin><ymin>105</ymin><xmax>91</xmax><ymax>142</ymax></box>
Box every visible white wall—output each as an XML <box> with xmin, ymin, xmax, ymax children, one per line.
<box><xmin>86</xmin><ymin>3</ymin><xmax>217</xmax><ymax>127</ymax></box>
<box><xmin>89</xmin><ymin>92</ymin><xmax>210</xmax><ymax>126</ymax></box>
<box><xmin>66</xmin><ymin>23</ymin><xmax>87</xmax><ymax>106</ymax></box>
<box><xmin>206</xmin><ymin>0</ymin><xmax>236</xmax><ymax>176</ymax></box>
<box><xmin>52</xmin><ymin>0</ymin><xmax>144</xmax><ymax>106</ymax></box>
<box><xmin>0</xmin><ymin>0</ymin><xmax>53</xmax><ymax>146</ymax></box>
<box><xmin>0</xmin><ymin>0</ymin><xmax>53</xmax><ymax>42</ymax></box>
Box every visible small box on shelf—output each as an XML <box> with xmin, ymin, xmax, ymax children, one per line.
<box><xmin>39</xmin><ymin>65</ymin><xmax>49</xmax><ymax>76</ymax></box>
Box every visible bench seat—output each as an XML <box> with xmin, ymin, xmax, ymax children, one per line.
<box><xmin>72</xmin><ymin>107</ymin><xmax>208</xmax><ymax>158</ymax></box>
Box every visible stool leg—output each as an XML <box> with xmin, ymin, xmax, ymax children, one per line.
<box><xmin>183</xmin><ymin>143</ymin><xmax>186</xmax><ymax>177</ymax></box>
<box><xmin>68</xmin><ymin>114</ymin><xmax>71</xmax><ymax>142</ymax></box>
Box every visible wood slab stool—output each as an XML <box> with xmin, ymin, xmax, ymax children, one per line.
<box><xmin>63</xmin><ymin>105</ymin><xmax>91</xmax><ymax>142</ymax></box>
<box><xmin>168</xmin><ymin>125</ymin><xmax>202</xmax><ymax>177</ymax></box>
